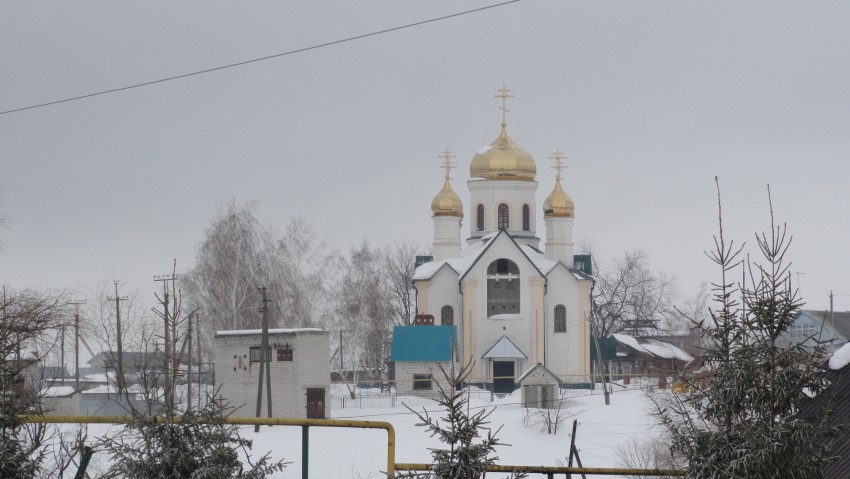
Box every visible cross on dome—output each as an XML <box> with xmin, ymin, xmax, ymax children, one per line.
<box><xmin>549</xmin><ymin>149</ymin><xmax>567</xmax><ymax>182</ymax></box>
<box><xmin>494</xmin><ymin>84</ymin><xmax>513</xmax><ymax>128</ymax></box>
<box><xmin>439</xmin><ymin>147</ymin><xmax>456</xmax><ymax>181</ymax></box>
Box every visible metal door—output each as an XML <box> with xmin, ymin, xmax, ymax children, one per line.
<box><xmin>306</xmin><ymin>388</ymin><xmax>325</xmax><ymax>419</ymax></box>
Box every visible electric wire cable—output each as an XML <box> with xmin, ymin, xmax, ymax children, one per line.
<box><xmin>0</xmin><ymin>0</ymin><xmax>521</xmax><ymax>116</ymax></box>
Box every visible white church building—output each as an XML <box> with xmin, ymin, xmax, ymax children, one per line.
<box><xmin>408</xmin><ymin>88</ymin><xmax>593</xmax><ymax>392</ymax></box>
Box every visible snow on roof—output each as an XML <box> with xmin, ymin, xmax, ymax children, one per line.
<box><xmin>216</xmin><ymin>328</ymin><xmax>324</xmax><ymax>336</ymax></box>
<box><xmin>612</xmin><ymin>334</ymin><xmax>693</xmax><ymax>362</ymax></box>
<box><xmin>519</xmin><ymin>245</ymin><xmax>557</xmax><ymax>274</ymax></box>
<box><xmin>413</xmin><ymin>240</ymin><xmax>487</xmax><ymax>281</ymax></box>
<box><xmin>829</xmin><ymin>342</ymin><xmax>850</xmax><ymax>370</ymax></box>
<box><xmin>82</xmin><ymin>383</ymin><xmax>146</xmax><ymax>395</ymax></box>
<box><xmin>476</xmin><ymin>144</ymin><xmax>493</xmax><ymax>154</ymax></box>
<box><xmin>42</xmin><ymin>386</ymin><xmax>76</xmax><ymax>397</ymax></box>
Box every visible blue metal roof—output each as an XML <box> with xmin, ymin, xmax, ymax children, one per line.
<box><xmin>391</xmin><ymin>325</ymin><xmax>456</xmax><ymax>362</ymax></box>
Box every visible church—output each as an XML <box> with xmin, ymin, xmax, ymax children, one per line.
<box><xmin>395</xmin><ymin>88</ymin><xmax>593</xmax><ymax>393</ymax></box>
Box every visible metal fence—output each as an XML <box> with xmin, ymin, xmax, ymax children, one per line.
<box><xmin>331</xmin><ymin>387</ymin><xmax>494</xmax><ymax>409</ymax></box>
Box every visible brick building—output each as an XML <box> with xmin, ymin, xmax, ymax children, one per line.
<box><xmin>214</xmin><ymin>328</ymin><xmax>330</xmax><ymax>419</ymax></box>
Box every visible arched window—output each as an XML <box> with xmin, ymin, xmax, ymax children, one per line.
<box><xmin>554</xmin><ymin>305</ymin><xmax>566</xmax><ymax>333</ymax></box>
<box><xmin>497</xmin><ymin>203</ymin><xmax>509</xmax><ymax>230</ymax></box>
<box><xmin>486</xmin><ymin>259</ymin><xmax>519</xmax><ymax>317</ymax></box>
<box><xmin>522</xmin><ymin>204</ymin><xmax>530</xmax><ymax>231</ymax></box>
<box><xmin>441</xmin><ymin>305</ymin><xmax>454</xmax><ymax>325</ymax></box>
<box><xmin>476</xmin><ymin>204</ymin><xmax>484</xmax><ymax>231</ymax></box>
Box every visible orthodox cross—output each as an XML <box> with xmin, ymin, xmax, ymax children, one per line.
<box><xmin>494</xmin><ymin>84</ymin><xmax>513</xmax><ymax>128</ymax></box>
<box><xmin>439</xmin><ymin>147</ymin><xmax>456</xmax><ymax>180</ymax></box>
<box><xmin>550</xmin><ymin>149</ymin><xmax>566</xmax><ymax>182</ymax></box>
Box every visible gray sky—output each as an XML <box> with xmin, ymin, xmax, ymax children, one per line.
<box><xmin>2</xmin><ymin>1</ymin><xmax>849</xmax><ymax>311</ymax></box>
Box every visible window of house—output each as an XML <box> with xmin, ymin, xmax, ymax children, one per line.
<box><xmin>554</xmin><ymin>305</ymin><xmax>566</xmax><ymax>333</ymax></box>
<box><xmin>476</xmin><ymin>204</ymin><xmax>484</xmax><ymax>231</ymax></box>
<box><xmin>413</xmin><ymin>374</ymin><xmax>433</xmax><ymax>390</ymax></box>
<box><xmin>277</xmin><ymin>346</ymin><xmax>293</xmax><ymax>362</ymax></box>
<box><xmin>790</xmin><ymin>322</ymin><xmax>817</xmax><ymax>339</ymax></box>
<box><xmin>522</xmin><ymin>204</ymin><xmax>530</xmax><ymax>231</ymax></box>
<box><xmin>498</xmin><ymin>203</ymin><xmax>509</xmax><ymax>229</ymax></box>
<box><xmin>487</xmin><ymin>259</ymin><xmax>519</xmax><ymax>317</ymax></box>
<box><xmin>441</xmin><ymin>305</ymin><xmax>454</xmax><ymax>326</ymax></box>
<box><xmin>249</xmin><ymin>346</ymin><xmax>272</xmax><ymax>362</ymax></box>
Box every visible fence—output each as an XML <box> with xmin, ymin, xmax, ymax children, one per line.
<box><xmin>19</xmin><ymin>416</ymin><xmax>686</xmax><ymax>477</ymax></box>
<box><xmin>331</xmin><ymin>386</ymin><xmax>494</xmax><ymax>409</ymax></box>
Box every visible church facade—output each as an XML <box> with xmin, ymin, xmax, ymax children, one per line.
<box><xmin>410</xmin><ymin>89</ymin><xmax>592</xmax><ymax>391</ymax></box>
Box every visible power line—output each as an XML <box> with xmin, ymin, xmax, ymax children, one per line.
<box><xmin>0</xmin><ymin>1</ymin><xmax>521</xmax><ymax>116</ymax></box>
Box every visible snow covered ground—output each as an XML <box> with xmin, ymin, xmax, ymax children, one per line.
<box><xmin>72</xmin><ymin>384</ymin><xmax>663</xmax><ymax>478</ymax></box>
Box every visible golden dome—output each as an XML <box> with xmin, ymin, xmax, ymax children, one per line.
<box><xmin>469</xmin><ymin>127</ymin><xmax>537</xmax><ymax>181</ymax></box>
<box><xmin>543</xmin><ymin>179</ymin><xmax>575</xmax><ymax>218</ymax></box>
<box><xmin>431</xmin><ymin>178</ymin><xmax>464</xmax><ymax>217</ymax></box>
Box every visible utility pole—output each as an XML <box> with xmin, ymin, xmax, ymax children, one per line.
<box><xmin>107</xmin><ymin>281</ymin><xmax>128</xmax><ymax>394</ymax></box>
<box><xmin>187</xmin><ymin>310</ymin><xmax>194</xmax><ymax>411</ymax></box>
<box><xmin>830</xmin><ymin>291</ymin><xmax>834</xmax><ymax>329</ymax></box>
<box><xmin>255</xmin><ymin>287</ymin><xmax>272</xmax><ymax>432</ymax></box>
<box><xmin>69</xmin><ymin>300</ymin><xmax>87</xmax><ymax>392</ymax></box>
<box><xmin>154</xmin><ymin>270</ymin><xmax>179</xmax><ymax>408</ymax></box>
<box><xmin>196</xmin><ymin>314</ymin><xmax>203</xmax><ymax>409</ymax></box>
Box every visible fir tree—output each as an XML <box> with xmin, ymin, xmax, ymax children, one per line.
<box><xmin>403</xmin><ymin>362</ymin><xmax>525</xmax><ymax>479</ymax></box>
<box><xmin>97</xmin><ymin>400</ymin><xmax>287</xmax><ymax>478</ymax></box>
<box><xmin>657</xmin><ymin>181</ymin><xmax>837</xmax><ymax>479</ymax></box>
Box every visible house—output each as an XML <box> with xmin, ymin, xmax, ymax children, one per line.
<box><xmin>214</xmin><ymin>328</ymin><xmax>330</xmax><ymax>419</ymax></box>
<box><xmin>518</xmin><ymin>363</ymin><xmax>561</xmax><ymax>409</ymax></box>
<box><xmin>797</xmin><ymin>343</ymin><xmax>850</xmax><ymax>478</ymax></box>
<box><xmin>783</xmin><ymin>309</ymin><xmax>850</xmax><ymax>355</ymax></box>
<box><xmin>38</xmin><ymin>365</ymin><xmax>74</xmax><ymax>386</ymax></box>
<box><xmin>412</xmin><ymin>88</ymin><xmax>592</xmax><ymax>394</ymax></box>
<box><xmin>599</xmin><ymin>334</ymin><xmax>694</xmax><ymax>377</ymax></box>
<box><xmin>390</xmin><ymin>324</ymin><xmax>457</xmax><ymax>395</ymax></box>
<box><xmin>89</xmin><ymin>351</ymin><xmax>166</xmax><ymax>388</ymax></box>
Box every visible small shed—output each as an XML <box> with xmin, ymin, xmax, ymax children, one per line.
<box><xmin>41</xmin><ymin>386</ymin><xmax>80</xmax><ymax>416</ymax></box>
<box><xmin>391</xmin><ymin>325</ymin><xmax>457</xmax><ymax>395</ymax></box>
<box><xmin>518</xmin><ymin>363</ymin><xmax>560</xmax><ymax>409</ymax></box>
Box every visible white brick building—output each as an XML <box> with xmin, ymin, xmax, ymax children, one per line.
<box><xmin>214</xmin><ymin>328</ymin><xmax>330</xmax><ymax>419</ymax></box>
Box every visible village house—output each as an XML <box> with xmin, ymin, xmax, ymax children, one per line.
<box><xmin>214</xmin><ymin>328</ymin><xmax>330</xmax><ymax>419</ymax></box>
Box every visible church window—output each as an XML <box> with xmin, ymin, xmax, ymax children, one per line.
<box><xmin>498</xmin><ymin>204</ymin><xmax>509</xmax><ymax>229</ymax></box>
<box><xmin>487</xmin><ymin>259</ymin><xmax>520</xmax><ymax>317</ymax></box>
<box><xmin>554</xmin><ymin>305</ymin><xmax>566</xmax><ymax>333</ymax></box>
<box><xmin>476</xmin><ymin>204</ymin><xmax>484</xmax><ymax>231</ymax></box>
<box><xmin>522</xmin><ymin>204</ymin><xmax>530</xmax><ymax>231</ymax></box>
<box><xmin>441</xmin><ymin>305</ymin><xmax>454</xmax><ymax>325</ymax></box>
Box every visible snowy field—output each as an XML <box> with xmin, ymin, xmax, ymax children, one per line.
<box><xmin>66</xmin><ymin>383</ymin><xmax>662</xmax><ymax>478</ymax></box>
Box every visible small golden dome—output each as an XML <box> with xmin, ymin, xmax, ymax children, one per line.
<box><xmin>469</xmin><ymin>127</ymin><xmax>537</xmax><ymax>181</ymax></box>
<box><xmin>431</xmin><ymin>179</ymin><xmax>464</xmax><ymax>218</ymax></box>
<box><xmin>543</xmin><ymin>180</ymin><xmax>574</xmax><ymax>218</ymax></box>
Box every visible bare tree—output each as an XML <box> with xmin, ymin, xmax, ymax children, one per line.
<box><xmin>265</xmin><ymin>217</ymin><xmax>334</xmax><ymax>329</ymax></box>
<box><xmin>1</xmin><ymin>287</ymin><xmax>69</xmax><ymax>477</ymax></box>
<box><xmin>590</xmin><ymin>249</ymin><xmax>678</xmax><ymax>338</ymax></box>
<box><xmin>332</xmin><ymin>242</ymin><xmax>393</xmax><ymax>395</ymax></box>
<box><xmin>182</xmin><ymin>200</ymin><xmax>266</xmax><ymax>334</ymax></box>
<box><xmin>382</xmin><ymin>241</ymin><xmax>420</xmax><ymax>326</ymax></box>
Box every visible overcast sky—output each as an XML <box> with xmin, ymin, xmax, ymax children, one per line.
<box><xmin>2</xmin><ymin>1</ymin><xmax>849</xmax><ymax>312</ymax></box>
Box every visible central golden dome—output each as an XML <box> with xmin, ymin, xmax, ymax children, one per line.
<box><xmin>431</xmin><ymin>179</ymin><xmax>464</xmax><ymax>218</ymax></box>
<box><xmin>470</xmin><ymin>127</ymin><xmax>537</xmax><ymax>181</ymax></box>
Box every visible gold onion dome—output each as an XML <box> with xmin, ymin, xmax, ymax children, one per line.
<box><xmin>544</xmin><ymin>179</ymin><xmax>575</xmax><ymax>218</ymax></box>
<box><xmin>431</xmin><ymin>179</ymin><xmax>464</xmax><ymax>217</ymax></box>
<box><xmin>469</xmin><ymin>127</ymin><xmax>537</xmax><ymax>181</ymax></box>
